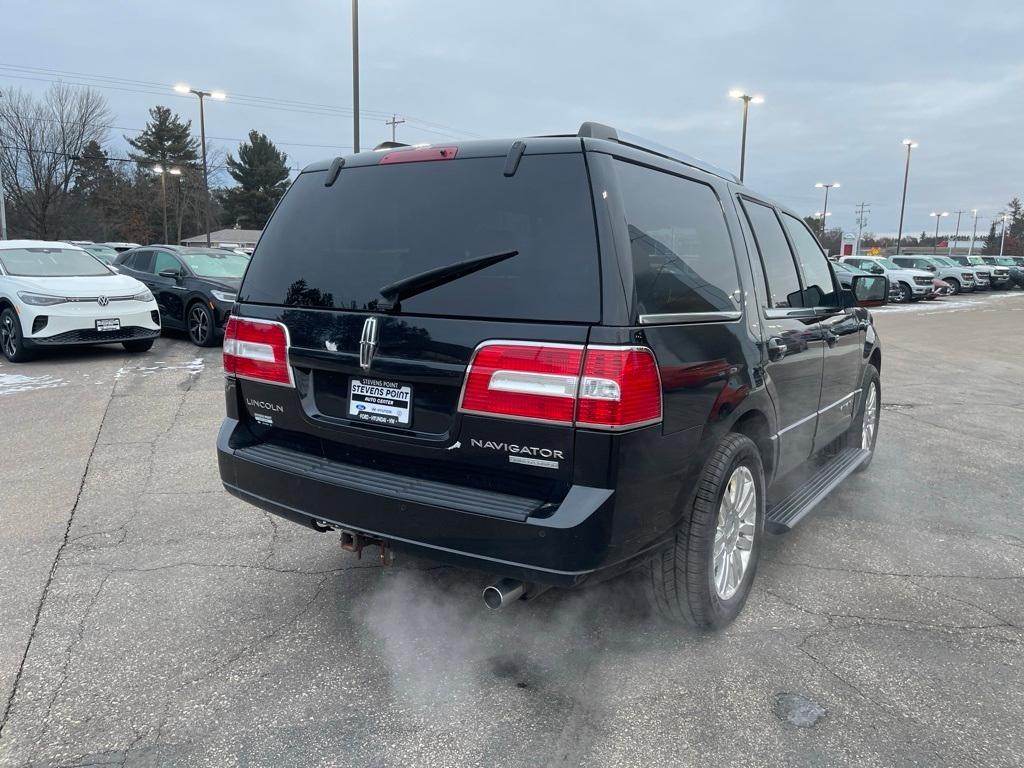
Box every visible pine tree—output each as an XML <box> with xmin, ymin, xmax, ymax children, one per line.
<box><xmin>125</xmin><ymin>106</ymin><xmax>199</xmax><ymax>167</ymax></box>
<box><xmin>220</xmin><ymin>131</ymin><xmax>290</xmax><ymax>229</ymax></box>
<box><xmin>983</xmin><ymin>222</ymin><xmax>999</xmax><ymax>255</ymax></box>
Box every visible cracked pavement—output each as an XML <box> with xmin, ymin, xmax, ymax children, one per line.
<box><xmin>0</xmin><ymin>294</ymin><xmax>1022</xmax><ymax>767</ymax></box>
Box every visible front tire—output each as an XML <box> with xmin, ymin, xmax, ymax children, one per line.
<box><xmin>122</xmin><ymin>338</ymin><xmax>155</xmax><ymax>353</ymax></box>
<box><xmin>945</xmin><ymin>278</ymin><xmax>961</xmax><ymax>295</ymax></box>
<box><xmin>895</xmin><ymin>282</ymin><xmax>913</xmax><ymax>303</ymax></box>
<box><xmin>186</xmin><ymin>301</ymin><xmax>217</xmax><ymax>347</ymax></box>
<box><xmin>0</xmin><ymin>308</ymin><xmax>32</xmax><ymax>362</ymax></box>
<box><xmin>851</xmin><ymin>364</ymin><xmax>880</xmax><ymax>472</ymax></box>
<box><xmin>645</xmin><ymin>433</ymin><xmax>765</xmax><ymax>629</ymax></box>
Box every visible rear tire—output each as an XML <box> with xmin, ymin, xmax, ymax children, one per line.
<box><xmin>122</xmin><ymin>338</ymin><xmax>155</xmax><ymax>353</ymax></box>
<box><xmin>0</xmin><ymin>308</ymin><xmax>33</xmax><ymax>362</ymax></box>
<box><xmin>645</xmin><ymin>433</ymin><xmax>765</xmax><ymax>629</ymax></box>
<box><xmin>851</xmin><ymin>364</ymin><xmax>880</xmax><ymax>472</ymax></box>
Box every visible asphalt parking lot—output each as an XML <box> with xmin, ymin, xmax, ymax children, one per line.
<box><xmin>1</xmin><ymin>294</ymin><xmax>1022</xmax><ymax>768</ymax></box>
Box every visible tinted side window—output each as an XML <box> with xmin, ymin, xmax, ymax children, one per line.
<box><xmin>129</xmin><ymin>250</ymin><xmax>154</xmax><ymax>273</ymax></box>
<box><xmin>782</xmin><ymin>213</ymin><xmax>838</xmax><ymax>306</ymax></box>
<box><xmin>154</xmin><ymin>251</ymin><xmax>181</xmax><ymax>275</ymax></box>
<box><xmin>740</xmin><ymin>200</ymin><xmax>802</xmax><ymax>308</ymax></box>
<box><xmin>614</xmin><ymin>160</ymin><xmax>739</xmax><ymax>316</ymax></box>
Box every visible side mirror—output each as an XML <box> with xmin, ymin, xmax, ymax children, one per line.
<box><xmin>869</xmin><ymin>266</ymin><xmax>884</xmax><ymax>275</ymax></box>
<box><xmin>851</xmin><ymin>274</ymin><xmax>888</xmax><ymax>307</ymax></box>
<box><xmin>927</xmin><ymin>265</ymin><xmax>937</xmax><ymax>272</ymax></box>
<box><xmin>158</xmin><ymin>268</ymin><xmax>181</xmax><ymax>279</ymax></box>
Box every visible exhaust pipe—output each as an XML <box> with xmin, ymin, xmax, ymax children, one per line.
<box><xmin>483</xmin><ymin>578</ymin><xmax>525</xmax><ymax>610</ymax></box>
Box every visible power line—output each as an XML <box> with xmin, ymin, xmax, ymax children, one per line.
<box><xmin>0</xmin><ymin>63</ymin><xmax>484</xmax><ymax>139</ymax></box>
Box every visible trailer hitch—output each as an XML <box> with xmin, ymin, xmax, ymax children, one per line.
<box><xmin>340</xmin><ymin>530</ymin><xmax>394</xmax><ymax>565</ymax></box>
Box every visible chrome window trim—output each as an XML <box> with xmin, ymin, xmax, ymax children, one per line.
<box><xmin>638</xmin><ymin>311</ymin><xmax>742</xmax><ymax>325</ymax></box>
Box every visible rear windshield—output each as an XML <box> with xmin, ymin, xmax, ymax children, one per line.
<box><xmin>0</xmin><ymin>247</ymin><xmax>111</xmax><ymax>277</ymax></box>
<box><xmin>240</xmin><ymin>154</ymin><xmax>600</xmax><ymax>322</ymax></box>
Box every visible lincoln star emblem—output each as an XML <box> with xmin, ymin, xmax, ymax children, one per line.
<box><xmin>97</xmin><ymin>296</ymin><xmax>109</xmax><ymax>307</ymax></box>
<box><xmin>359</xmin><ymin>317</ymin><xmax>379</xmax><ymax>371</ymax></box>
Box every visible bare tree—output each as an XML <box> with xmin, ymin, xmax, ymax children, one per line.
<box><xmin>0</xmin><ymin>84</ymin><xmax>111</xmax><ymax>238</ymax></box>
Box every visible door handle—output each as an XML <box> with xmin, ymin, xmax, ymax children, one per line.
<box><xmin>767</xmin><ymin>336</ymin><xmax>788</xmax><ymax>361</ymax></box>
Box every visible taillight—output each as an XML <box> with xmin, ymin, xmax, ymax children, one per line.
<box><xmin>576</xmin><ymin>346</ymin><xmax>662</xmax><ymax>429</ymax></box>
<box><xmin>459</xmin><ymin>343</ymin><xmax>584</xmax><ymax>424</ymax></box>
<box><xmin>379</xmin><ymin>146</ymin><xmax>458</xmax><ymax>165</ymax></box>
<box><xmin>223</xmin><ymin>316</ymin><xmax>293</xmax><ymax>387</ymax></box>
<box><xmin>458</xmin><ymin>342</ymin><xmax>662</xmax><ymax>430</ymax></box>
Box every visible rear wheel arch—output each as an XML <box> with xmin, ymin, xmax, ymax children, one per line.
<box><xmin>730</xmin><ymin>409</ymin><xmax>774</xmax><ymax>481</ymax></box>
<box><xmin>869</xmin><ymin>347</ymin><xmax>881</xmax><ymax>374</ymax></box>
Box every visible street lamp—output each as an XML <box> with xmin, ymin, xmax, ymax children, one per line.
<box><xmin>896</xmin><ymin>138</ymin><xmax>918</xmax><ymax>255</ymax></box>
<box><xmin>968</xmin><ymin>209</ymin><xmax>979</xmax><ymax>256</ymax></box>
<box><xmin>0</xmin><ymin>90</ymin><xmax>7</xmax><ymax>240</ymax></box>
<box><xmin>999</xmin><ymin>213</ymin><xmax>1010</xmax><ymax>256</ymax></box>
<box><xmin>728</xmin><ymin>89</ymin><xmax>763</xmax><ymax>183</ymax></box>
<box><xmin>815</xmin><ymin>182</ymin><xmax>839</xmax><ymax>235</ymax></box>
<box><xmin>929</xmin><ymin>211</ymin><xmax>949</xmax><ymax>255</ymax></box>
<box><xmin>174</xmin><ymin>83</ymin><xmax>225</xmax><ymax>247</ymax></box>
<box><xmin>151</xmin><ymin>165</ymin><xmax>182</xmax><ymax>244</ymax></box>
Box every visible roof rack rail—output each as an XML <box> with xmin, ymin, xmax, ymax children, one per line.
<box><xmin>577</xmin><ymin>122</ymin><xmax>739</xmax><ymax>183</ymax></box>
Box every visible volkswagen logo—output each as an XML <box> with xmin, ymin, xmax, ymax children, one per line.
<box><xmin>97</xmin><ymin>296</ymin><xmax>110</xmax><ymax>307</ymax></box>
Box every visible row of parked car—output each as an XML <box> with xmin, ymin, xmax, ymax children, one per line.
<box><xmin>0</xmin><ymin>239</ymin><xmax>248</xmax><ymax>362</ymax></box>
<box><xmin>833</xmin><ymin>253</ymin><xmax>1023</xmax><ymax>303</ymax></box>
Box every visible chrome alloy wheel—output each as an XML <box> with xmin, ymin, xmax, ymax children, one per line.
<box><xmin>714</xmin><ymin>466</ymin><xmax>757</xmax><ymax>601</ymax></box>
<box><xmin>188</xmin><ymin>305</ymin><xmax>210</xmax><ymax>345</ymax></box>
<box><xmin>862</xmin><ymin>381</ymin><xmax>878</xmax><ymax>451</ymax></box>
<box><xmin>1</xmin><ymin>313</ymin><xmax>17</xmax><ymax>359</ymax></box>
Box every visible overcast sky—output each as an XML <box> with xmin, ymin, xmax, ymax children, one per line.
<box><xmin>5</xmin><ymin>0</ymin><xmax>1024</xmax><ymax>235</ymax></box>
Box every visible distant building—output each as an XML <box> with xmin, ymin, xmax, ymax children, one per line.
<box><xmin>181</xmin><ymin>229</ymin><xmax>262</xmax><ymax>250</ymax></box>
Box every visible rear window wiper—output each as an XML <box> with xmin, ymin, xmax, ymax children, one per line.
<box><xmin>376</xmin><ymin>250</ymin><xmax>519</xmax><ymax>312</ymax></box>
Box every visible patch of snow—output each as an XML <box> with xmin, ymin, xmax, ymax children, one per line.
<box><xmin>0</xmin><ymin>372</ymin><xmax>66</xmax><ymax>396</ymax></box>
<box><xmin>115</xmin><ymin>358</ymin><xmax>205</xmax><ymax>380</ymax></box>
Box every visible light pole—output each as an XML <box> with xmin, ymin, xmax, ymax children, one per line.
<box><xmin>999</xmin><ymin>214</ymin><xmax>1009</xmax><ymax>256</ymax></box>
<box><xmin>815</xmin><ymin>182</ymin><xmax>839</xmax><ymax>235</ymax></box>
<box><xmin>352</xmin><ymin>0</ymin><xmax>360</xmax><ymax>153</ymax></box>
<box><xmin>949</xmin><ymin>209</ymin><xmax>967</xmax><ymax>256</ymax></box>
<box><xmin>814</xmin><ymin>211</ymin><xmax>832</xmax><ymax>228</ymax></box>
<box><xmin>0</xmin><ymin>91</ymin><xmax>7</xmax><ymax>240</ymax></box>
<box><xmin>968</xmin><ymin>209</ymin><xmax>979</xmax><ymax>256</ymax></box>
<box><xmin>152</xmin><ymin>165</ymin><xmax>181</xmax><ymax>244</ymax></box>
<box><xmin>174</xmin><ymin>84</ymin><xmax>225</xmax><ymax>247</ymax></box>
<box><xmin>728</xmin><ymin>90</ymin><xmax>763</xmax><ymax>183</ymax></box>
<box><xmin>929</xmin><ymin>211</ymin><xmax>949</xmax><ymax>255</ymax></box>
<box><xmin>896</xmin><ymin>139</ymin><xmax>918</xmax><ymax>255</ymax></box>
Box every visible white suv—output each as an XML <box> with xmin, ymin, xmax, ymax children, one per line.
<box><xmin>892</xmin><ymin>255</ymin><xmax>977</xmax><ymax>295</ymax></box>
<box><xmin>0</xmin><ymin>240</ymin><xmax>161</xmax><ymax>362</ymax></box>
<box><xmin>840</xmin><ymin>256</ymin><xmax>935</xmax><ymax>303</ymax></box>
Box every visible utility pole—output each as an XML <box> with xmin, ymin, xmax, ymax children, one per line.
<box><xmin>0</xmin><ymin>91</ymin><xmax>7</xmax><ymax>240</ymax></box>
<box><xmin>352</xmin><ymin>0</ymin><xmax>360</xmax><ymax>153</ymax></box>
<box><xmin>949</xmin><ymin>209</ymin><xmax>968</xmax><ymax>256</ymax></box>
<box><xmin>967</xmin><ymin>209</ymin><xmax>979</xmax><ymax>256</ymax></box>
<box><xmin>854</xmin><ymin>202</ymin><xmax>871</xmax><ymax>256</ymax></box>
<box><xmin>999</xmin><ymin>214</ymin><xmax>1009</xmax><ymax>256</ymax></box>
<box><xmin>385</xmin><ymin>114</ymin><xmax>405</xmax><ymax>143</ymax></box>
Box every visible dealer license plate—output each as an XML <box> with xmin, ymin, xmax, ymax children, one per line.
<box><xmin>95</xmin><ymin>318</ymin><xmax>121</xmax><ymax>332</ymax></box>
<box><xmin>349</xmin><ymin>378</ymin><xmax>412</xmax><ymax>427</ymax></box>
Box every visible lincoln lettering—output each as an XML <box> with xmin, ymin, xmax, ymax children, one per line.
<box><xmin>246</xmin><ymin>399</ymin><xmax>284</xmax><ymax>413</ymax></box>
<box><xmin>470</xmin><ymin>438</ymin><xmax>564</xmax><ymax>459</ymax></box>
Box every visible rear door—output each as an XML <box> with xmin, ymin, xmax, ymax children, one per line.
<box><xmin>233</xmin><ymin>148</ymin><xmax>601</xmax><ymax>501</ymax></box>
<box><xmin>781</xmin><ymin>212</ymin><xmax>862</xmax><ymax>445</ymax></box>
<box><xmin>737</xmin><ymin>197</ymin><xmax>825</xmax><ymax>477</ymax></box>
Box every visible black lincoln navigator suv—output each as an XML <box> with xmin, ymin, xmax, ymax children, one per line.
<box><xmin>217</xmin><ymin>123</ymin><xmax>887</xmax><ymax>628</ymax></box>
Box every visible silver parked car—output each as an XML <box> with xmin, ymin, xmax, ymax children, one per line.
<box><xmin>892</xmin><ymin>255</ymin><xmax>976</xmax><ymax>295</ymax></box>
